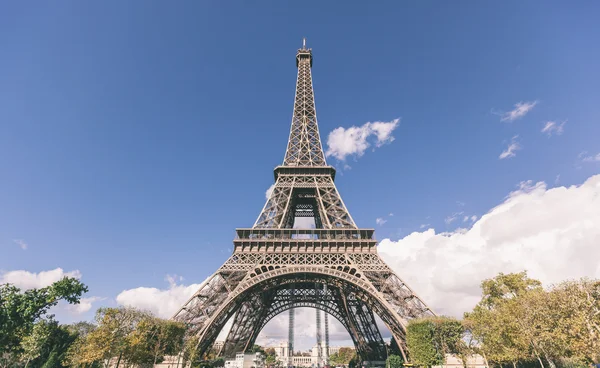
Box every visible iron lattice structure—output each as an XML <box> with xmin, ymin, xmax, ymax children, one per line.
<box><xmin>173</xmin><ymin>41</ymin><xmax>434</xmax><ymax>364</ymax></box>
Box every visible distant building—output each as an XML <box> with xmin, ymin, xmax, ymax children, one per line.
<box><xmin>266</xmin><ymin>341</ymin><xmax>354</xmax><ymax>368</ymax></box>
<box><xmin>225</xmin><ymin>352</ymin><xmax>264</xmax><ymax>368</ymax></box>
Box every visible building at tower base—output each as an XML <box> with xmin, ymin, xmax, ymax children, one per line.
<box><xmin>268</xmin><ymin>342</ymin><xmax>352</xmax><ymax>368</ymax></box>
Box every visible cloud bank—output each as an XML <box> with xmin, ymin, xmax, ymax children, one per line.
<box><xmin>379</xmin><ymin>174</ymin><xmax>600</xmax><ymax>317</ymax></box>
<box><xmin>116</xmin><ymin>275</ymin><xmax>204</xmax><ymax>319</ymax></box>
<box><xmin>0</xmin><ymin>268</ymin><xmax>82</xmax><ymax>290</ymax></box>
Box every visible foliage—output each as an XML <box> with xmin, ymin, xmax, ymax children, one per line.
<box><xmin>20</xmin><ymin>319</ymin><xmax>54</xmax><ymax>367</ymax></box>
<box><xmin>387</xmin><ymin>338</ymin><xmax>402</xmax><ymax>357</ymax></box>
<box><xmin>249</xmin><ymin>345</ymin><xmax>266</xmax><ymax>354</ymax></box>
<box><xmin>348</xmin><ymin>355</ymin><xmax>359</xmax><ymax>368</ymax></box>
<box><xmin>465</xmin><ymin>272</ymin><xmax>600</xmax><ymax>368</ymax></box>
<box><xmin>406</xmin><ymin>319</ymin><xmax>443</xmax><ymax>367</ymax></box>
<box><xmin>329</xmin><ymin>347</ymin><xmax>357</xmax><ymax>366</ymax></box>
<box><xmin>65</xmin><ymin>306</ymin><xmax>185</xmax><ymax>368</ymax></box>
<box><xmin>40</xmin><ymin>352</ymin><xmax>59</xmax><ymax>368</ymax></box>
<box><xmin>386</xmin><ymin>354</ymin><xmax>403</xmax><ymax>368</ymax></box>
<box><xmin>265</xmin><ymin>354</ymin><xmax>278</xmax><ymax>367</ymax></box>
<box><xmin>0</xmin><ymin>278</ymin><xmax>87</xmax><ymax>368</ymax></box>
<box><xmin>126</xmin><ymin>317</ymin><xmax>186</xmax><ymax>366</ymax></box>
<box><xmin>264</xmin><ymin>348</ymin><xmax>278</xmax><ymax>367</ymax></box>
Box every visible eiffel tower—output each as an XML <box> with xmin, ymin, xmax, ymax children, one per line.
<box><xmin>173</xmin><ymin>40</ymin><xmax>434</xmax><ymax>364</ymax></box>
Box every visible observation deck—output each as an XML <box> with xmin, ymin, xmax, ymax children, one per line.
<box><xmin>233</xmin><ymin>228</ymin><xmax>377</xmax><ymax>253</ymax></box>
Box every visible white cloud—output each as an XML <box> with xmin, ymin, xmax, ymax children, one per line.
<box><xmin>266</xmin><ymin>184</ymin><xmax>275</xmax><ymax>200</ymax></box>
<box><xmin>499</xmin><ymin>135</ymin><xmax>521</xmax><ymax>159</ymax></box>
<box><xmin>462</xmin><ymin>215</ymin><xmax>478</xmax><ymax>223</ymax></box>
<box><xmin>444</xmin><ymin>212</ymin><xmax>463</xmax><ymax>225</ymax></box>
<box><xmin>376</xmin><ymin>218</ymin><xmax>387</xmax><ymax>226</ymax></box>
<box><xmin>378</xmin><ymin>174</ymin><xmax>600</xmax><ymax>317</ymax></box>
<box><xmin>420</xmin><ymin>224</ymin><xmax>430</xmax><ymax>229</ymax></box>
<box><xmin>116</xmin><ymin>275</ymin><xmax>204</xmax><ymax>318</ymax></box>
<box><xmin>13</xmin><ymin>239</ymin><xmax>28</xmax><ymax>250</ymax></box>
<box><xmin>67</xmin><ymin>296</ymin><xmax>105</xmax><ymax>314</ymax></box>
<box><xmin>581</xmin><ymin>152</ymin><xmax>600</xmax><ymax>163</ymax></box>
<box><xmin>541</xmin><ymin>120</ymin><xmax>566</xmax><ymax>136</ymax></box>
<box><xmin>499</xmin><ymin>101</ymin><xmax>538</xmax><ymax>122</ymax></box>
<box><xmin>0</xmin><ymin>268</ymin><xmax>82</xmax><ymax>290</ymax></box>
<box><xmin>325</xmin><ymin>119</ymin><xmax>400</xmax><ymax>161</ymax></box>
<box><xmin>389</xmin><ymin>213</ymin><xmax>394</xmax><ymax>217</ymax></box>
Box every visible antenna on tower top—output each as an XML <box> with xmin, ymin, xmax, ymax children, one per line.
<box><xmin>303</xmin><ymin>37</ymin><xmax>306</xmax><ymax>49</ymax></box>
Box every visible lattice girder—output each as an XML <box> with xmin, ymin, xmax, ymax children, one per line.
<box><xmin>254</xmin><ymin>174</ymin><xmax>356</xmax><ymax>229</ymax></box>
<box><xmin>283</xmin><ymin>47</ymin><xmax>326</xmax><ymax>167</ymax></box>
<box><xmin>173</xmin><ymin>253</ymin><xmax>433</xmax><ymax>362</ymax></box>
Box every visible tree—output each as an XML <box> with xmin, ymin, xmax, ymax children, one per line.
<box><xmin>250</xmin><ymin>345</ymin><xmax>266</xmax><ymax>354</ymax></box>
<box><xmin>0</xmin><ymin>277</ymin><xmax>87</xmax><ymax>368</ymax></box>
<box><xmin>264</xmin><ymin>348</ymin><xmax>277</xmax><ymax>367</ymax></box>
<box><xmin>405</xmin><ymin>316</ymin><xmax>474</xmax><ymax>367</ymax></box>
<box><xmin>125</xmin><ymin>317</ymin><xmax>186</xmax><ymax>366</ymax></box>
<box><xmin>20</xmin><ymin>319</ymin><xmax>54</xmax><ymax>368</ymax></box>
<box><xmin>387</xmin><ymin>338</ymin><xmax>402</xmax><ymax>357</ymax></box>
<box><xmin>479</xmin><ymin>271</ymin><xmax>542</xmax><ymax>309</ymax></box>
<box><xmin>182</xmin><ymin>336</ymin><xmax>202</xmax><ymax>368</ymax></box>
<box><xmin>465</xmin><ymin>272</ymin><xmax>544</xmax><ymax>367</ymax></box>
<box><xmin>537</xmin><ymin>279</ymin><xmax>600</xmax><ymax>365</ymax></box>
<box><xmin>65</xmin><ymin>307</ymin><xmax>152</xmax><ymax>368</ymax></box>
<box><xmin>66</xmin><ymin>321</ymin><xmax>96</xmax><ymax>338</ymax></box>
<box><xmin>464</xmin><ymin>272</ymin><xmax>600</xmax><ymax>368</ymax></box>
<box><xmin>41</xmin><ymin>352</ymin><xmax>60</xmax><ymax>368</ymax></box>
<box><xmin>406</xmin><ymin>319</ymin><xmax>443</xmax><ymax>367</ymax></box>
<box><xmin>265</xmin><ymin>354</ymin><xmax>277</xmax><ymax>367</ymax></box>
<box><xmin>386</xmin><ymin>355</ymin><xmax>403</xmax><ymax>368</ymax></box>
<box><xmin>329</xmin><ymin>348</ymin><xmax>356</xmax><ymax>367</ymax></box>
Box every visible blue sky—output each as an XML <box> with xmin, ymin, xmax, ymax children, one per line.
<box><xmin>2</xmin><ymin>1</ymin><xmax>600</xmax><ymax>349</ymax></box>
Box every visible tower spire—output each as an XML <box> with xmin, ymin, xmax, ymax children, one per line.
<box><xmin>283</xmin><ymin>40</ymin><xmax>326</xmax><ymax>166</ymax></box>
<box><xmin>253</xmin><ymin>43</ymin><xmax>356</xmax><ymax>229</ymax></box>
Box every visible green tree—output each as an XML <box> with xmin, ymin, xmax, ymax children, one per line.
<box><xmin>387</xmin><ymin>338</ymin><xmax>402</xmax><ymax>357</ymax></box>
<box><xmin>249</xmin><ymin>345</ymin><xmax>266</xmax><ymax>354</ymax></box>
<box><xmin>386</xmin><ymin>354</ymin><xmax>403</xmax><ymax>368</ymax></box>
<box><xmin>406</xmin><ymin>319</ymin><xmax>443</xmax><ymax>367</ymax></box>
<box><xmin>265</xmin><ymin>354</ymin><xmax>277</xmax><ymax>367</ymax></box>
<box><xmin>20</xmin><ymin>319</ymin><xmax>54</xmax><ymax>368</ymax></box>
<box><xmin>0</xmin><ymin>278</ymin><xmax>87</xmax><ymax>367</ymax></box>
<box><xmin>41</xmin><ymin>352</ymin><xmax>60</xmax><ymax>368</ymax></box>
<box><xmin>264</xmin><ymin>348</ymin><xmax>277</xmax><ymax>367</ymax></box>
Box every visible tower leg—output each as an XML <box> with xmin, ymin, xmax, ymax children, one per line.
<box><xmin>316</xmin><ymin>306</ymin><xmax>322</xmax><ymax>367</ymax></box>
<box><xmin>288</xmin><ymin>307</ymin><xmax>294</xmax><ymax>367</ymax></box>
